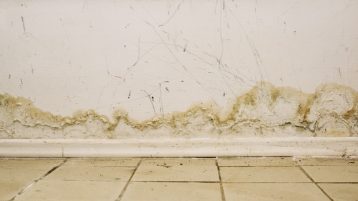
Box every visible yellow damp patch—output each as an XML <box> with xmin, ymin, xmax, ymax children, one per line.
<box><xmin>0</xmin><ymin>82</ymin><xmax>357</xmax><ymax>138</ymax></box>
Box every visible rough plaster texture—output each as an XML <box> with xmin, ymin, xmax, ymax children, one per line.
<box><xmin>1</xmin><ymin>82</ymin><xmax>357</xmax><ymax>139</ymax></box>
<box><xmin>0</xmin><ymin>0</ymin><xmax>358</xmax><ymax>138</ymax></box>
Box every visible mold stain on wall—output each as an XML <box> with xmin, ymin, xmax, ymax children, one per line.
<box><xmin>0</xmin><ymin>82</ymin><xmax>357</xmax><ymax>139</ymax></box>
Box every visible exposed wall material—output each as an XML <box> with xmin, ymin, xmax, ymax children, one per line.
<box><xmin>1</xmin><ymin>82</ymin><xmax>357</xmax><ymax>139</ymax></box>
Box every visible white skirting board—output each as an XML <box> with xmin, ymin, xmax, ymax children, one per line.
<box><xmin>0</xmin><ymin>137</ymin><xmax>358</xmax><ymax>157</ymax></box>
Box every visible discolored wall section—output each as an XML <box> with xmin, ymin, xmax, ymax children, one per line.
<box><xmin>0</xmin><ymin>0</ymin><xmax>358</xmax><ymax>139</ymax></box>
<box><xmin>1</xmin><ymin>82</ymin><xmax>357</xmax><ymax>139</ymax></box>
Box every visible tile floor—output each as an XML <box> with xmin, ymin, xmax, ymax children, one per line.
<box><xmin>0</xmin><ymin>157</ymin><xmax>357</xmax><ymax>201</ymax></box>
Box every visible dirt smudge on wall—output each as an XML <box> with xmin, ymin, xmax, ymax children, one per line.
<box><xmin>0</xmin><ymin>82</ymin><xmax>357</xmax><ymax>139</ymax></box>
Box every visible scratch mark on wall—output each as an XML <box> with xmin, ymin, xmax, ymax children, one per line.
<box><xmin>19</xmin><ymin>79</ymin><xmax>23</xmax><ymax>88</ymax></box>
<box><xmin>159</xmin><ymin>83</ymin><xmax>164</xmax><ymax>117</ymax></box>
<box><xmin>128</xmin><ymin>91</ymin><xmax>131</xmax><ymax>99</ymax></box>
<box><xmin>142</xmin><ymin>90</ymin><xmax>157</xmax><ymax>115</ymax></box>
<box><xmin>227</xmin><ymin>7</ymin><xmax>265</xmax><ymax>81</ymax></box>
<box><xmin>338</xmin><ymin>67</ymin><xmax>342</xmax><ymax>78</ymax></box>
<box><xmin>159</xmin><ymin>0</ymin><xmax>184</xmax><ymax>27</ymax></box>
<box><xmin>131</xmin><ymin>37</ymin><xmax>141</xmax><ymax>67</ymax></box>
<box><xmin>145</xmin><ymin>21</ymin><xmax>214</xmax><ymax>97</ymax></box>
<box><xmin>124</xmin><ymin>43</ymin><xmax>158</xmax><ymax>79</ymax></box>
<box><xmin>144</xmin><ymin>41</ymin><xmax>216</xmax><ymax>67</ymax></box>
<box><xmin>106</xmin><ymin>69</ymin><xmax>125</xmax><ymax>82</ymax></box>
<box><xmin>20</xmin><ymin>16</ymin><xmax>26</xmax><ymax>33</ymax></box>
<box><xmin>145</xmin><ymin>21</ymin><xmax>188</xmax><ymax>72</ymax></box>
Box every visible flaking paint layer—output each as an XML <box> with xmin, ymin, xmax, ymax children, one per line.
<box><xmin>0</xmin><ymin>82</ymin><xmax>357</xmax><ymax>139</ymax></box>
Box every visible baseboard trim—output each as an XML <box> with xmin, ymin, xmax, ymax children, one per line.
<box><xmin>1</xmin><ymin>137</ymin><xmax>357</xmax><ymax>157</ymax></box>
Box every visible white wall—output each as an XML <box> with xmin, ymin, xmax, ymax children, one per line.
<box><xmin>0</xmin><ymin>0</ymin><xmax>357</xmax><ymax>139</ymax></box>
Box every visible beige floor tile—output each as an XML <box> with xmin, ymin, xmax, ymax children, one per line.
<box><xmin>121</xmin><ymin>182</ymin><xmax>222</xmax><ymax>201</ymax></box>
<box><xmin>45</xmin><ymin>165</ymin><xmax>134</xmax><ymax>181</ymax></box>
<box><xmin>0</xmin><ymin>181</ymin><xmax>29</xmax><ymax>201</ymax></box>
<box><xmin>218</xmin><ymin>157</ymin><xmax>295</xmax><ymax>167</ymax></box>
<box><xmin>0</xmin><ymin>167</ymin><xmax>49</xmax><ymax>182</ymax></box>
<box><xmin>65</xmin><ymin>158</ymin><xmax>140</xmax><ymax>167</ymax></box>
<box><xmin>0</xmin><ymin>171</ymin><xmax>45</xmax><ymax>200</ymax></box>
<box><xmin>223</xmin><ymin>183</ymin><xmax>330</xmax><ymax>201</ymax></box>
<box><xmin>302</xmin><ymin>166</ymin><xmax>358</xmax><ymax>182</ymax></box>
<box><xmin>14</xmin><ymin>180</ymin><xmax>126</xmax><ymax>201</ymax></box>
<box><xmin>220</xmin><ymin>167</ymin><xmax>311</xmax><ymax>182</ymax></box>
<box><xmin>0</xmin><ymin>158</ymin><xmax>64</xmax><ymax>170</ymax></box>
<box><xmin>319</xmin><ymin>183</ymin><xmax>358</xmax><ymax>201</ymax></box>
<box><xmin>132</xmin><ymin>158</ymin><xmax>219</xmax><ymax>182</ymax></box>
<box><xmin>0</xmin><ymin>162</ymin><xmax>61</xmax><ymax>201</ymax></box>
<box><xmin>296</xmin><ymin>158</ymin><xmax>358</xmax><ymax>166</ymax></box>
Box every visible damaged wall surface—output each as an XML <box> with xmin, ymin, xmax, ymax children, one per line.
<box><xmin>1</xmin><ymin>83</ymin><xmax>357</xmax><ymax>138</ymax></box>
<box><xmin>0</xmin><ymin>0</ymin><xmax>358</xmax><ymax>139</ymax></box>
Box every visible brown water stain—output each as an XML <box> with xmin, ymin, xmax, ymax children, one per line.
<box><xmin>0</xmin><ymin>82</ymin><xmax>357</xmax><ymax>138</ymax></box>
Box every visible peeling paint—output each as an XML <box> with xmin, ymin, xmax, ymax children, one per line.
<box><xmin>0</xmin><ymin>82</ymin><xmax>357</xmax><ymax>139</ymax></box>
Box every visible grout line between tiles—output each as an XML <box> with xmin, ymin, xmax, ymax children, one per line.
<box><xmin>220</xmin><ymin>181</ymin><xmax>313</xmax><ymax>183</ymax></box>
<box><xmin>131</xmin><ymin>180</ymin><xmax>220</xmax><ymax>183</ymax></box>
<box><xmin>216</xmin><ymin>158</ymin><xmax>226</xmax><ymax>201</ymax></box>
<box><xmin>317</xmin><ymin>182</ymin><xmax>358</xmax><ymax>184</ymax></box>
<box><xmin>298</xmin><ymin>165</ymin><xmax>334</xmax><ymax>201</ymax></box>
<box><xmin>301</xmin><ymin>165</ymin><xmax>358</xmax><ymax>167</ymax></box>
<box><xmin>218</xmin><ymin>165</ymin><xmax>297</xmax><ymax>167</ymax></box>
<box><xmin>8</xmin><ymin>158</ymin><xmax>68</xmax><ymax>201</ymax></box>
<box><xmin>113</xmin><ymin>181</ymin><xmax>324</xmax><ymax>183</ymax></box>
<box><xmin>115</xmin><ymin>158</ymin><xmax>142</xmax><ymax>201</ymax></box>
